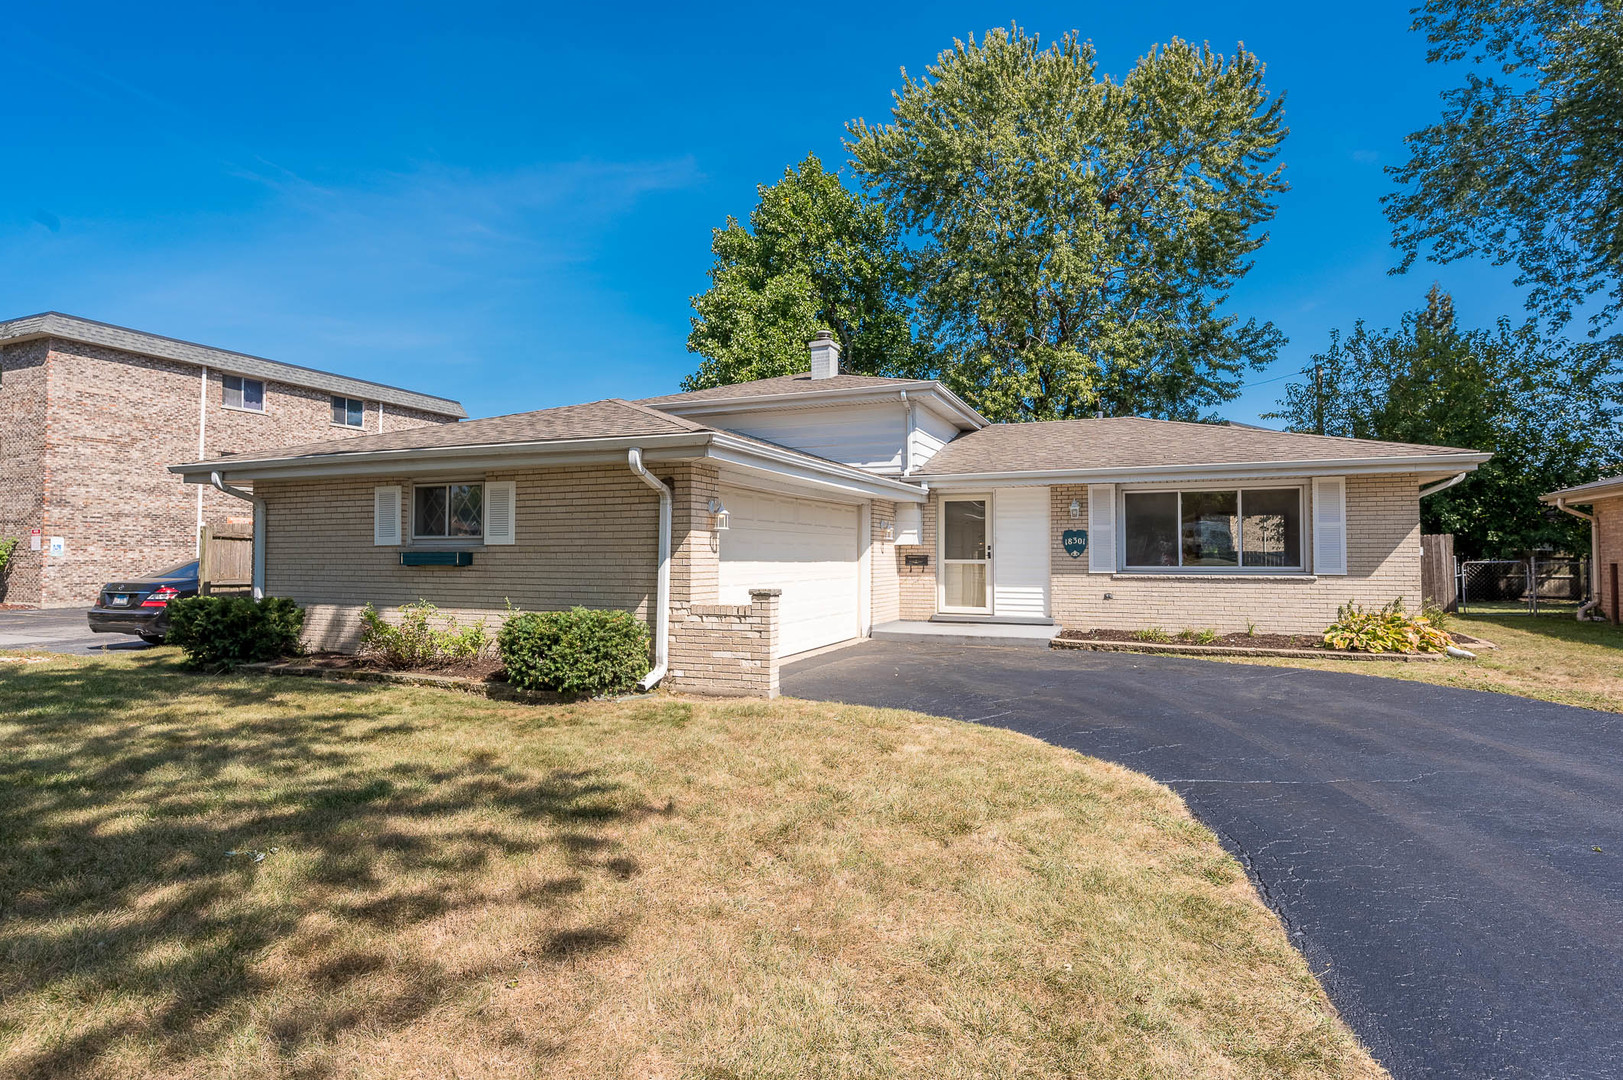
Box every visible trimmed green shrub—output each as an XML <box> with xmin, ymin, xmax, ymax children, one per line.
<box><xmin>1322</xmin><ymin>598</ymin><xmax>1451</xmax><ymax>654</ymax></box>
<box><xmin>166</xmin><ymin>596</ymin><xmax>305</xmax><ymax>670</ymax></box>
<box><xmin>497</xmin><ymin>607</ymin><xmax>651</xmax><ymax>696</ymax></box>
<box><xmin>359</xmin><ymin>600</ymin><xmax>489</xmax><ymax>669</ymax></box>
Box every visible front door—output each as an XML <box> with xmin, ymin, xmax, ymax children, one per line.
<box><xmin>939</xmin><ymin>496</ymin><xmax>991</xmax><ymax>614</ymax></box>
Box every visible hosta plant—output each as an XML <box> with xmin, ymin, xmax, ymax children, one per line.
<box><xmin>1322</xmin><ymin>599</ymin><xmax>1451</xmax><ymax>654</ymax></box>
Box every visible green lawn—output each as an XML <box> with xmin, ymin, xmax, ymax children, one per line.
<box><xmin>1208</xmin><ymin>613</ymin><xmax>1623</xmax><ymax>712</ymax></box>
<box><xmin>0</xmin><ymin>651</ymin><xmax>1383</xmax><ymax>1080</ymax></box>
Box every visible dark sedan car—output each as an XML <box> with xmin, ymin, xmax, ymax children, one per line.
<box><xmin>87</xmin><ymin>560</ymin><xmax>200</xmax><ymax>644</ymax></box>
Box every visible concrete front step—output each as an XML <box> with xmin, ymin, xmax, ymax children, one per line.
<box><xmin>869</xmin><ymin>620</ymin><xmax>1062</xmax><ymax>648</ymax></box>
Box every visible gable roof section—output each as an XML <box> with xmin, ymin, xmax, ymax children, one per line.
<box><xmin>0</xmin><ymin>311</ymin><xmax>467</xmax><ymax>418</ymax></box>
<box><xmin>916</xmin><ymin>416</ymin><xmax>1488</xmax><ymax>480</ymax></box>
<box><xmin>640</xmin><ymin>371</ymin><xmax>989</xmax><ymax>429</ymax></box>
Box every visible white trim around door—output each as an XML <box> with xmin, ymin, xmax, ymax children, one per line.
<box><xmin>938</xmin><ymin>493</ymin><xmax>993</xmax><ymax>615</ymax></box>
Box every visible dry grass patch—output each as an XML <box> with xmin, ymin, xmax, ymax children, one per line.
<box><xmin>0</xmin><ymin>651</ymin><xmax>1383</xmax><ymax>1079</ymax></box>
<box><xmin>1207</xmin><ymin>613</ymin><xmax>1623</xmax><ymax>712</ymax></box>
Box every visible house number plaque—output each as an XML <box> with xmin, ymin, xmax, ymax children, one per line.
<box><xmin>1061</xmin><ymin>529</ymin><xmax>1089</xmax><ymax>559</ymax></box>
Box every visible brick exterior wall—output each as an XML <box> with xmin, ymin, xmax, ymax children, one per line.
<box><xmin>886</xmin><ymin>476</ymin><xmax>1426</xmax><ymax>634</ymax></box>
<box><xmin>0</xmin><ymin>341</ymin><xmax>48</xmax><ymax>605</ymax></box>
<box><xmin>0</xmin><ymin>338</ymin><xmax>455</xmax><ymax>607</ymax></box>
<box><xmin>1593</xmin><ymin>495</ymin><xmax>1623</xmax><ymax>623</ymax></box>
<box><xmin>1050</xmin><ymin>476</ymin><xmax>1424</xmax><ymax>634</ymax></box>
<box><xmin>668</xmin><ymin>589</ymin><xmax>781</xmax><ymax>697</ymax></box>
<box><xmin>870</xmin><ymin>499</ymin><xmax>900</xmax><ymax>625</ymax></box>
<box><xmin>896</xmin><ymin>497</ymin><xmax>938</xmax><ymax>620</ymax></box>
<box><xmin>259</xmin><ymin>464</ymin><xmax>661</xmax><ymax>651</ymax></box>
<box><xmin>256</xmin><ymin>460</ymin><xmax>787</xmax><ymax>697</ymax></box>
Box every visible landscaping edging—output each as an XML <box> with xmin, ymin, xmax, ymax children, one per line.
<box><xmin>1051</xmin><ymin>639</ymin><xmax>1446</xmax><ymax>662</ymax></box>
<box><xmin>238</xmin><ymin>660</ymin><xmax>570</xmax><ymax>703</ymax></box>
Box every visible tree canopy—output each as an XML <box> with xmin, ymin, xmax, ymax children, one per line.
<box><xmin>1387</xmin><ymin>0</ymin><xmax>1623</xmax><ymax>339</ymax></box>
<box><xmin>682</xmin><ymin>155</ymin><xmax>919</xmax><ymax>391</ymax></box>
<box><xmin>846</xmin><ymin>27</ymin><xmax>1289</xmax><ymax>422</ymax></box>
<box><xmin>1268</xmin><ymin>286</ymin><xmax>1623</xmax><ymax>556</ymax></box>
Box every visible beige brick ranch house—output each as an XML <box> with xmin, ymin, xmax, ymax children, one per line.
<box><xmin>172</xmin><ymin>334</ymin><xmax>1489</xmax><ymax>696</ymax></box>
<box><xmin>0</xmin><ymin>313</ymin><xmax>464</xmax><ymax>607</ymax></box>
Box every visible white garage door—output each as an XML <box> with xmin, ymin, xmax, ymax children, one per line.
<box><xmin>718</xmin><ymin>486</ymin><xmax>861</xmax><ymax>657</ymax></box>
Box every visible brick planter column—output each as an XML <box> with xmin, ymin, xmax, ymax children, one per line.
<box><xmin>667</xmin><ymin>586</ymin><xmax>782</xmax><ymax>698</ymax></box>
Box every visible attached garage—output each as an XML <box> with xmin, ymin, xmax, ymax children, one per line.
<box><xmin>717</xmin><ymin>485</ymin><xmax>862</xmax><ymax>657</ymax></box>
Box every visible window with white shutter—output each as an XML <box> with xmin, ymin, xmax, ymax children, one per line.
<box><xmin>1311</xmin><ymin>477</ymin><xmax>1347</xmax><ymax>575</ymax></box>
<box><xmin>484</xmin><ymin>480</ymin><xmax>516</xmax><ymax>545</ymax></box>
<box><xmin>373</xmin><ymin>486</ymin><xmax>402</xmax><ymax>546</ymax></box>
<box><xmin>1087</xmin><ymin>484</ymin><xmax>1116</xmax><ymax>573</ymax></box>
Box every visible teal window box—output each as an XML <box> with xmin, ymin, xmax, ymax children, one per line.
<box><xmin>400</xmin><ymin>550</ymin><xmax>474</xmax><ymax>567</ymax></box>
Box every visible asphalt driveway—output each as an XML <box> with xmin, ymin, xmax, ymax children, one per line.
<box><xmin>784</xmin><ymin>641</ymin><xmax>1623</xmax><ymax>1080</ymax></box>
<box><xmin>0</xmin><ymin>608</ymin><xmax>153</xmax><ymax>655</ymax></box>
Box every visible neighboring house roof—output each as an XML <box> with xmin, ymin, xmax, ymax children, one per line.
<box><xmin>171</xmin><ymin>397</ymin><xmax>926</xmax><ymax>502</ymax></box>
<box><xmin>641</xmin><ymin>371</ymin><xmax>989</xmax><ymax>429</ymax></box>
<box><xmin>915</xmin><ymin>416</ymin><xmax>1489</xmax><ymax>482</ymax></box>
<box><xmin>0</xmin><ymin>311</ymin><xmax>467</xmax><ymax>418</ymax></box>
<box><xmin>1541</xmin><ymin>475</ymin><xmax>1623</xmax><ymax>504</ymax></box>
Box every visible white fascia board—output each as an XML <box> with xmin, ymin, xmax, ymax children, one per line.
<box><xmin>1540</xmin><ymin>481</ymin><xmax>1623</xmax><ymax>504</ymax></box>
<box><xmin>706</xmin><ymin>434</ymin><xmax>928</xmax><ymax>502</ymax></box>
<box><xmin>171</xmin><ymin>432</ymin><xmax>713</xmax><ymax>484</ymax></box>
<box><xmin>916</xmin><ymin>452</ymin><xmax>1492</xmax><ymax>490</ymax></box>
<box><xmin>659</xmin><ymin>384</ymin><xmax>989</xmax><ymax>430</ymax></box>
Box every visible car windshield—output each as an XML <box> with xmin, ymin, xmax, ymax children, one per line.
<box><xmin>146</xmin><ymin>560</ymin><xmax>199</xmax><ymax>579</ymax></box>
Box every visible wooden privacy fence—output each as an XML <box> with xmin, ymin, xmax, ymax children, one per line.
<box><xmin>198</xmin><ymin>525</ymin><xmax>253</xmax><ymax>595</ymax></box>
<box><xmin>1421</xmin><ymin>534</ymin><xmax>1456</xmax><ymax>612</ymax></box>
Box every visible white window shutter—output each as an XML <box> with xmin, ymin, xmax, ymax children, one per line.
<box><xmin>373</xmin><ymin>486</ymin><xmax>402</xmax><ymax>546</ymax></box>
<box><xmin>484</xmin><ymin>480</ymin><xmax>516</xmax><ymax>545</ymax></box>
<box><xmin>1312</xmin><ymin>477</ymin><xmax>1347</xmax><ymax>575</ymax></box>
<box><xmin>1087</xmin><ymin>484</ymin><xmax>1116</xmax><ymax>573</ymax></box>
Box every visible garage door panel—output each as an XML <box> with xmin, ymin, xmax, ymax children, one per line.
<box><xmin>718</xmin><ymin>486</ymin><xmax>860</xmax><ymax>657</ymax></box>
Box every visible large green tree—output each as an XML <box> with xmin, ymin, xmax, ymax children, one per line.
<box><xmin>1387</xmin><ymin>0</ymin><xmax>1623</xmax><ymax>338</ymax></box>
<box><xmin>846</xmin><ymin>27</ymin><xmax>1289</xmax><ymax>422</ymax></box>
<box><xmin>1268</xmin><ymin>286</ymin><xmax>1623</xmax><ymax>556</ymax></box>
<box><xmin>683</xmin><ymin>155</ymin><xmax>920</xmax><ymax>390</ymax></box>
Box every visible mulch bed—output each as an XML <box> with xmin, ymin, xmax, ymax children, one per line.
<box><xmin>298</xmin><ymin>651</ymin><xmax>508</xmax><ymax>682</ymax></box>
<box><xmin>1058</xmin><ymin>628</ymin><xmax>1487</xmax><ymax>650</ymax></box>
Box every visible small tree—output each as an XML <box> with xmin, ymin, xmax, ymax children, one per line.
<box><xmin>684</xmin><ymin>154</ymin><xmax>921</xmax><ymax>389</ymax></box>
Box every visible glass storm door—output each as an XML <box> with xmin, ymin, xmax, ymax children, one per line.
<box><xmin>940</xmin><ymin>497</ymin><xmax>991</xmax><ymax>613</ymax></box>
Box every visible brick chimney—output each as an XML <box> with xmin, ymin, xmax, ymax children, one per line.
<box><xmin>808</xmin><ymin>330</ymin><xmax>841</xmax><ymax>379</ymax></box>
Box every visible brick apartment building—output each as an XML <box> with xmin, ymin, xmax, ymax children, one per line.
<box><xmin>0</xmin><ymin>313</ymin><xmax>465</xmax><ymax>607</ymax></box>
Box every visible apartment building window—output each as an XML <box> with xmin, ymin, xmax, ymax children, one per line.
<box><xmin>332</xmin><ymin>396</ymin><xmax>365</xmax><ymax>427</ymax></box>
<box><xmin>222</xmin><ymin>375</ymin><xmax>265</xmax><ymax>412</ymax></box>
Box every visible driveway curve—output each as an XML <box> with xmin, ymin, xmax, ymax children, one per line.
<box><xmin>783</xmin><ymin>641</ymin><xmax>1623</xmax><ymax>1080</ymax></box>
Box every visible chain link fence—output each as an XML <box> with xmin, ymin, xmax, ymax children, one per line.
<box><xmin>1457</xmin><ymin>556</ymin><xmax>1588</xmax><ymax>614</ymax></box>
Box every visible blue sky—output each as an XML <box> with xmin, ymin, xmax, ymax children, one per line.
<box><xmin>3</xmin><ymin>1</ymin><xmax>1536</xmax><ymax>424</ymax></box>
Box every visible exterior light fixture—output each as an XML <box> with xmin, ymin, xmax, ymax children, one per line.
<box><xmin>1069</xmin><ymin>498</ymin><xmax>1082</xmax><ymax>520</ymax></box>
<box><xmin>878</xmin><ymin>520</ymin><xmax>895</xmax><ymax>542</ymax></box>
<box><xmin>708</xmin><ymin>497</ymin><xmax>730</xmax><ymax>531</ymax></box>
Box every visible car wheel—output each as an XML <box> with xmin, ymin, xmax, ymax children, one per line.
<box><xmin>138</xmin><ymin>633</ymin><xmax>166</xmax><ymax>645</ymax></box>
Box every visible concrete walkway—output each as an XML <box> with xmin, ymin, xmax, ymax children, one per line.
<box><xmin>869</xmin><ymin>619</ymin><xmax>1060</xmax><ymax>647</ymax></box>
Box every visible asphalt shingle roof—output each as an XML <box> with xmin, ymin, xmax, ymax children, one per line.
<box><xmin>639</xmin><ymin>372</ymin><xmax>927</xmax><ymax>405</ymax></box>
<box><xmin>915</xmin><ymin>416</ymin><xmax>1483</xmax><ymax>476</ymax></box>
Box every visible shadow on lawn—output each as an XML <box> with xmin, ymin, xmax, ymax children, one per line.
<box><xmin>0</xmin><ymin>654</ymin><xmax>642</xmax><ymax>1077</ymax></box>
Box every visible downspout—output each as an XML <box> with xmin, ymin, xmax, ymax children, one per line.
<box><xmin>1418</xmin><ymin>472</ymin><xmax>1467</xmax><ymax>498</ymax></box>
<box><xmin>196</xmin><ymin>366</ymin><xmax>208</xmax><ymax>556</ymax></box>
<box><xmin>1554</xmin><ymin>496</ymin><xmax>1601</xmax><ymax>621</ymax></box>
<box><xmin>210</xmin><ymin>471</ymin><xmax>265</xmax><ymax>600</ymax></box>
<box><xmin>627</xmin><ymin>448</ymin><xmax>670</xmax><ymax>690</ymax></box>
<box><xmin>900</xmin><ymin>390</ymin><xmax>915</xmax><ymax>475</ymax></box>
